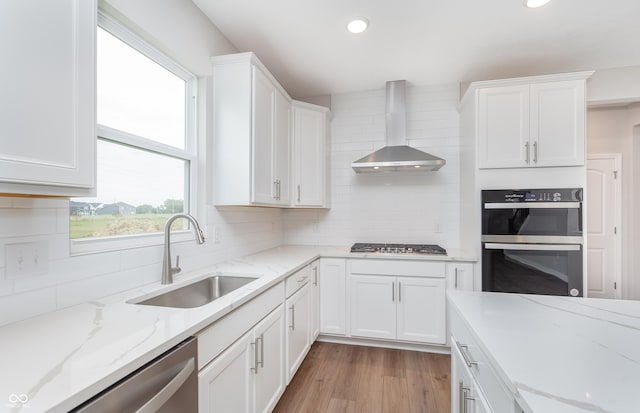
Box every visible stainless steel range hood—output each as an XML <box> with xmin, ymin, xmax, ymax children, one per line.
<box><xmin>351</xmin><ymin>80</ymin><xmax>446</xmax><ymax>173</ymax></box>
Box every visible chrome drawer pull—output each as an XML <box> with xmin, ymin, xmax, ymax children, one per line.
<box><xmin>457</xmin><ymin>342</ymin><xmax>478</xmax><ymax>367</ymax></box>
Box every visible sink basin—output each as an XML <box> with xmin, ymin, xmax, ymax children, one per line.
<box><xmin>135</xmin><ymin>275</ymin><xmax>259</xmax><ymax>308</ymax></box>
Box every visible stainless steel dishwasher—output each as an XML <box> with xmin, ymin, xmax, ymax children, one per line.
<box><xmin>71</xmin><ymin>337</ymin><xmax>197</xmax><ymax>412</ymax></box>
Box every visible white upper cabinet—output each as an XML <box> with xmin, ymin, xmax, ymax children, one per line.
<box><xmin>212</xmin><ymin>53</ymin><xmax>291</xmax><ymax>206</ymax></box>
<box><xmin>477</xmin><ymin>74</ymin><xmax>589</xmax><ymax>169</ymax></box>
<box><xmin>292</xmin><ymin>102</ymin><xmax>329</xmax><ymax>207</ymax></box>
<box><xmin>0</xmin><ymin>0</ymin><xmax>96</xmax><ymax>196</ymax></box>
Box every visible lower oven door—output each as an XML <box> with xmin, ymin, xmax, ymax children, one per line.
<box><xmin>482</xmin><ymin>243</ymin><xmax>583</xmax><ymax>297</ymax></box>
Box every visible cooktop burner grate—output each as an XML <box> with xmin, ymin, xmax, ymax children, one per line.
<box><xmin>350</xmin><ymin>243</ymin><xmax>447</xmax><ymax>255</ymax></box>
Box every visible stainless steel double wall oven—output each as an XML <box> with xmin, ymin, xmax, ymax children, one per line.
<box><xmin>481</xmin><ymin>188</ymin><xmax>584</xmax><ymax>297</ymax></box>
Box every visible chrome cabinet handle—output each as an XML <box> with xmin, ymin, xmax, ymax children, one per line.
<box><xmin>313</xmin><ymin>267</ymin><xmax>318</xmax><ymax>286</ymax></box>
<box><xmin>297</xmin><ymin>184</ymin><xmax>301</xmax><ymax>203</ymax></box>
<box><xmin>258</xmin><ymin>334</ymin><xmax>264</xmax><ymax>369</ymax></box>
<box><xmin>533</xmin><ymin>141</ymin><xmax>538</xmax><ymax>163</ymax></box>
<box><xmin>398</xmin><ymin>281</ymin><xmax>402</xmax><ymax>302</ymax></box>
<box><xmin>391</xmin><ymin>282</ymin><xmax>395</xmax><ymax>302</ymax></box>
<box><xmin>458</xmin><ymin>382</ymin><xmax>465</xmax><ymax>413</ymax></box>
<box><xmin>454</xmin><ymin>267</ymin><xmax>459</xmax><ymax>289</ymax></box>
<box><xmin>457</xmin><ymin>342</ymin><xmax>478</xmax><ymax>367</ymax></box>
<box><xmin>461</xmin><ymin>385</ymin><xmax>471</xmax><ymax>413</ymax></box>
<box><xmin>135</xmin><ymin>358</ymin><xmax>195</xmax><ymax>413</ymax></box>
<box><xmin>251</xmin><ymin>340</ymin><xmax>259</xmax><ymax>373</ymax></box>
<box><xmin>289</xmin><ymin>305</ymin><xmax>295</xmax><ymax>330</ymax></box>
<box><xmin>464</xmin><ymin>388</ymin><xmax>477</xmax><ymax>413</ymax></box>
<box><xmin>525</xmin><ymin>141</ymin><xmax>530</xmax><ymax>164</ymax></box>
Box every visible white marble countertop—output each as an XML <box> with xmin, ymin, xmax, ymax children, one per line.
<box><xmin>0</xmin><ymin>245</ymin><xmax>475</xmax><ymax>413</ymax></box>
<box><xmin>447</xmin><ymin>290</ymin><xmax>640</xmax><ymax>413</ymax></box>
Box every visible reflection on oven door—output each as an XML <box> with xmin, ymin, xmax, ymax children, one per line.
<box><xmin>482</xmin><ymin>243</ymin><xmax>583</xmax><ymax>297</ymax></box>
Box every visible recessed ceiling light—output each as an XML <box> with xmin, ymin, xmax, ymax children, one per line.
<box><xmin>525</xmin><ymin>0</ymin><xmax>552</xmax><ymax>8</ymax></box>
<box><xmin>347</xmin><ymin>18</ymin><xmax>369</xmax><ymax>34</ymax></box>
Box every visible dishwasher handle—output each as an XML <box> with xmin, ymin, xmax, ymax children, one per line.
<box><xmin>135</xmin><ymin>358</ymin><xmax>195</xmax><ymax>413</ymax></box>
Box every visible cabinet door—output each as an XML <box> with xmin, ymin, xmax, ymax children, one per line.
<box><xmin>198</xmin><ymin>331</ymin><xmax>253</xmax><ymax>413</ymax></box>
<box><xmin>350</xmin><ymin>275</ymin><xmax>396</xmax><ymax>340</ymax></box>
<box><xmin>396</xmin><ymin>277</ymin><xmax>446</xmax><ymax>344</ymax></box>
<box><xmin>251</xmin><ymin>66</ymin><xmax>276</xmax><ymax>204</ymax></box>
<box><xmin>478</xmin><ymin>85</ymin><xmax>530</xmax><ymax>169</ymax></box>
<box><xmin>293</xmin><ymin>106</ymin><xmax>326</xmax><ymax>206</ymax></box>
<box><xmin>447</xmin><ymin>263</ymin><xmax>474</xmax><ymax>291</ymax></box>
<box><xmin>273</xmin><ymin>90</ymin><xmax>291</xmax><ymax>205</ymax></box>
<box><xmin>319</xmin><ymin>258</ymin><xmax>347</xmax><ymax>335</ymax></box>
<box><xmin>254</xmin><ymin>305</ymin><xmax>286</xmax><ymax>413</ymax></box>
<box><xmin>309</xmin><ymin>260</ymin><xmax>320</xmax><ymax>341</ymax></box>
<box><xmin>530</xmin><ymin>80</ymin><xmax>585</xmax><ymax>167</ymax></box>
<box><xmin>0</xmin><ymin>0</ymin><xmax>96</xmax><ymax>195</ymax></box>
<box><xmin>286</xmin><ymin>283</ymin><xmax>311</xmax><ymax>383</ymax></box>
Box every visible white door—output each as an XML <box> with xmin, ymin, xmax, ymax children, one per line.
<box><xmin>198</xmin><ymin>331</ymin><xmax>253</xmax><ymax>413</ymax></box>
<box><xmin>350</xmin><ymin>275</ymin><xmax>396</xmax><ymax>340</ymax></box>
<box><xmin>587</xmin><ymin>155</ymin><xmax>621</xmax><ymax>298</ymax></box>
<box><xmin>396</xmin><ymin>277</ymin><xmax>446</xmax><ymax>344</ymax></box>
<box><xmin>319</xmin><ymin>259</ymin><xmax>347</xmax><ymax>335</ymax></box>
<box><xmin>446</xmin><ymin>263</ymin><xmax>474</xmax><ymax>291</ymax></box>
<box><xmin>286</xmin><ymin>283</ymin><xmax>311</xmax><ymax>383</ymax></box>
<box><xmin>309</xmin><ymin>260</ymin><xmax>320</xmax><ymax>341</ymax></box>
<box><xmin>0</xmin><ymin>0</ymin><xmax>96</xmax><ymax>194</ymax></box>
<box><xmin>273</xmin><ymin>89</ymin><xmax>291</xmax><ymax>205</ymax></box>
<box><xmin>478</xmin><ymin>85</ymin><xmax>530</xmax><ymax>169</ymax></box>
<box><xmin>251</xmin><ymin>66</ymin><xmax>276</xmax><ymax>204</ymax></box>
<box><xmin>293</xmin><ymin>106</ymin><xmax>326</xmax><ymax>206</ymax></box>
<box><xmin>253</xmin><ymin>305</ymin><xmax>286</xmax><ymax>413</ymax></box>
<box><xmin>531</xmin><ymin>80</ymin><xmax>585</xmax><ymax>167</ymax></box>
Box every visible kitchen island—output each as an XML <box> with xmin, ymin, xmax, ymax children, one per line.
<box><xmin>448</xmin><ymin>290</ymin><xmax>640</xmax><ymax>413</ymax></box>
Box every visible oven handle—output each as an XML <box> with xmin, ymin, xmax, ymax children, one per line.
<box><xmin>484</xmin><ymin>243</ymin><xmax>581</xmax><ymax>251</ymax></box>
<box><xmin>484</xmin><ymin>202</ymin><xmax>581</xmax><ymax>209</ymax></box>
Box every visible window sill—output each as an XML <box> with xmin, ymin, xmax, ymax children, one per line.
<box><xmin>70</xmin><ymin>230</ymin><xmax>195</xmax><ymax>256</ymax></box>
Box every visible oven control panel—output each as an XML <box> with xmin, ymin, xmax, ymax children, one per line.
<box><xmin>483</xmin><ymin>188</ymin><xmax>583</xmax><ymax>203</ymax></box>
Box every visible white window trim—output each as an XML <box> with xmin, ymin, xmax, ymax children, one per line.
<box><xmin>71</xmin><ymin>10</ymin><xmax>200</xmax><ymax>256</ymax></box>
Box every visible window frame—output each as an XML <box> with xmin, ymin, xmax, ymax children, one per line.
<box><xmin>71</xmin><ymin>11</ymin><xmax>199</xmax><ymax>255</ymax></box>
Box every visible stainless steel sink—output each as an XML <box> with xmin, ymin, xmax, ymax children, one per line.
<box><xmin>135</xmin><ymin>275</ymin><xmax>258</xmax><ymax>308</ymax></box>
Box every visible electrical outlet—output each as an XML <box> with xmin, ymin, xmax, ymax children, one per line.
<box><xmin>5</xmin><ymin>241</ymin><xmax>48</xmax><ymax>278</ymax></box>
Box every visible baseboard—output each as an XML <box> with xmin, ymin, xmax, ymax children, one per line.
<box><xmin>316</xmin><ymin>334</ymin><xmax>451</xmax><ymax>355</ymax></box>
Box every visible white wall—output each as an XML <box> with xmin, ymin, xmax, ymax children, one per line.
<box><xmin>587</xmin><ymin>105</ymin><xmax>640</xmax><ymax>299</ymax></box>
<box><xmin>587</xmin><ymin>66</ymin><xmax>640</xmax><ymax>107</ymax></box>
<box><xmin>283</xmin><ymin>83</ymin><xmax>461</xmax><ymax>248</ymax></box>
<box><xmin>0</xmin><ymin>0</ymin><xmax>286</xmax><ymax>327</ymax></box>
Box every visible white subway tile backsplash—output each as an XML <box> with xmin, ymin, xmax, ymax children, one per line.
<box><xmin>0</xmin><ymin>209</ymin><xmax>58</xmax><ymax>237</ymax></box>
<box><xmin>0</xmin><ymin>287</ymin><xmax>57</xmax><ymax>326</ymax></box>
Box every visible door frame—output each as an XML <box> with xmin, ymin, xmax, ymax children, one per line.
<box><xmin>587</xmin><ymin>153</ymin><xmax>622</xmax><ymax>299</ymax></box>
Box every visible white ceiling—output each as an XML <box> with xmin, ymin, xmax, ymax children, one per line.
<box><xmin>192</xmin><ymin>0</ymin><xmax>640</xmax><ymax>99</ymax></box>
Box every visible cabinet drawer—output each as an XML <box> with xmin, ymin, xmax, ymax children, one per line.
<box><xmin>197</xmin><ymin>282</ymin><xmax>284</xmax><ymax>369</ymax></box>
<box><xmin>285</xmin><ymin>265</ymin><xmax>312</xmax><ymax>297</ymax></box>
<box><xmin>350</xmin><ymin>259</ymin><xmax>445</xmax><ymax>278</ymax></box>
<box><xmin>450</xmin><ymin>306</ymin><xmax>514</xmax><ymax>413</ymax></box>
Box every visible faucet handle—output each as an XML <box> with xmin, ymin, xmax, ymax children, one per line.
<box><xmin>173</xmin><ymin>255</ymin><xmax>182</xmax><ymax>275</ymax></box>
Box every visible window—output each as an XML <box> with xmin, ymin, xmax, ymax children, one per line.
<box><xmin>72</xmin><ymin>13</ymin><xmax>197</xmax><ymax>249</ymax></box>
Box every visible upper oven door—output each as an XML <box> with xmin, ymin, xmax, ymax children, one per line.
<box><xmin>482</xmin><ymin>202</ymin><xmax>582</xmax><ymax>239</ymax></box>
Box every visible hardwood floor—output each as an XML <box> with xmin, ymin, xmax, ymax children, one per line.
<box><xmin>273</xmin><ymin>342</ymin><xmax>451</xmax><ymax>413</ymax></box>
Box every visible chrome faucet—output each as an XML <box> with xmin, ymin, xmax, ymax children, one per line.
<box><xmin>162</xmin><ymin>213</ymin><xmax>205</xmax><ymax>285</ymax></box>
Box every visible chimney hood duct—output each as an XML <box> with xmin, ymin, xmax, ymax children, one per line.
<box><xmin>351</xmin><ymin>80</ymin><xmax>446</xmax><ymax>173</ymax></box>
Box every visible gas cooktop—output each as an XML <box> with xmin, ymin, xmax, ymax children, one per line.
<box><xmin>350</xmin><ymin>243</ymin><xmax>447</xmax><ymax>255</ymax></box>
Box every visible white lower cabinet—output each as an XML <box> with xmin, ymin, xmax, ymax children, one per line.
<box><xmin>198</xmin><ymin>304</ymin><xmax>285</xmax><ymax>413</ymax></box>
<box><xmin>450</xmin><ymin>305</ymin><xmax>519</xmax><ymax>413</ymax></box>
<box><xmin>446</xmin><ymin>262</ymin><xmax>475</xmax><ymax>291</ymax></box>
<box><xmin>319</xmin><ymin>258</ymin><xmax>347</xmax><ymax>335</ymax></box>
<box><xmin>451</xmin><ymin>342</ymin><xmax>492</xmax><ymax>413</ymax></box>
<box><xmin>309</xmin><ymin>260</ymin><xmax>320</xmax><ymax>341</ymax></box>
<box><xmin>350</xmin><ymin>274</ymin><xmax>446</xmax><ymax>344</ymax></box>
<box><xmin>286</xmin><ymin>282</ymin><xmax>311</xmax><ymax>383</ymax></box>
<box><xmin>253</xmin><ymin>305</ymin><xmax>286</xmax><ymax>413</ymax></box>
